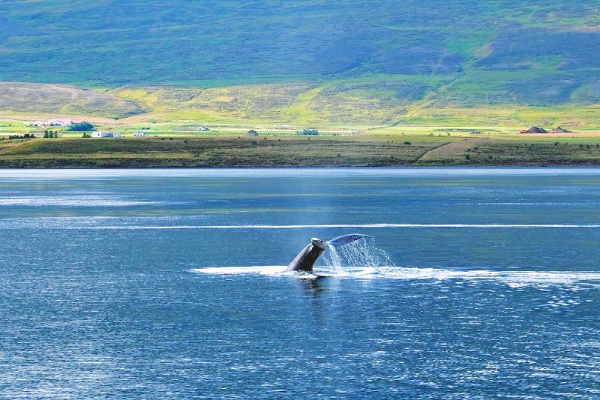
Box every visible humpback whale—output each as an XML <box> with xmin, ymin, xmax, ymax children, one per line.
<box><xmin>286</xmin><ymin>234</ymin><xmax>370</xmax><ymax>273</ymax></box>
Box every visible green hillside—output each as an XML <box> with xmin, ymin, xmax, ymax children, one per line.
<box><xmin>0</xmin><ymin>82</ymin><xmax>144</xmax><ymax>118</ymax></box>
<box><xmin>1</xmin><ymin>1</ymin><xmax>600</xmax><ymax>126</ymax></box>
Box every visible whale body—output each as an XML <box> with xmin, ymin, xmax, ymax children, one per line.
<box><xmin>286</xmin><ymin>238</ymin><xmax>326</xmax><ymax>273</ymax></box>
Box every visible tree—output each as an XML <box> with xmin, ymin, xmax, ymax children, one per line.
<box><xmin>43</xmin><ymin>130</ymin><xmax>59</xmax><ymax>138</ymax></box>
<box><xmin>8</xmin><ymin>134</ymin><xmax>36</xmax><ymax>139</ymax></box>
<box><xmin>68</xmin><ymin>122</ymin><xmax>95</xmax><ymax>131</ymax></box>
<box><xmin>297</xmin><ymin>129</ymin><xmax>319</xmax><ymax>136</ymax></box>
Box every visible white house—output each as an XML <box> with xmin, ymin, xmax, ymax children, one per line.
<box><xmin>132</xmin><ymin>132</ymin><xmax>146</xmax><ymax>137</ymax></box>
<box><xmin>27</xmin><ymin>119</ymin><xmax>74</xmax><ymax>127</ymax></box>
<box><xmin>92</xmin><ymin>132</ymin><xmax>122</xmax><ymax>138</ymax></box>
<box><xmin>48</xmin><ymin>119</ymin><xmax>73</xmax><ymax>127</ymax></box>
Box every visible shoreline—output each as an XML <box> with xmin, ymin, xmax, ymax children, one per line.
<box><xmin>3</xmin><ymin>161</ymin><xmax>600</xmax><ymax>169</ymax></box>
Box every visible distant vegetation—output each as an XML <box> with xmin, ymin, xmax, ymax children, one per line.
<box><xmin>298</xmin><ymin>129</ymin><xmax>319</xmax><ymax>136</ymax></box>
<box><xmin>7</xmin><ymin>134</ymin><xmax>36</xmax><ymax>140</ymax></box>
<box><xmin>43</xmin><ymin>130</ymin><xmax>59</xmax><ymax>138</ymax></box>
<box><xmin>68</xmin><ymin>122</ymin><xmax>95</xmax><ymax>132</ymax></box>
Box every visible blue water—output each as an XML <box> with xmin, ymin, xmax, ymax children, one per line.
<box><xmin>1</xmin><ymin>168</ymin><xmax>600</xmax><ymax>399</ymax></box>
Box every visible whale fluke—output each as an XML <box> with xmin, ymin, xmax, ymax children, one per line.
<box><xmin>287</xmin><ymin>234</ymin><xmax>371</xmax><ymax>273</ymax></box>
<box><xmin>326</xmin><ymin>233</ymin><xmax>372</xmax><ymax>247</ymax></box>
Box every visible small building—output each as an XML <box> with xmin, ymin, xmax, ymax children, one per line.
<box><xmin>517</xmin><ymin>126</ymin><xmax>547</xmax><ymax>134</ymax></box>
<box><xmin>549</xmin><ymin>126</ymin><xmax>572</xmax><ymax>134</ymax></box>
<box><xmin>48</xmin><ymin>119</ymin><xmax>73</xmax><ymax>127</ymax></box>
<box><xmin>247</xmin><ymin>129</ymin><xmax>259</xmax><ymax>136</ymax></box>
<box><xmin>92</xmin><ymin>132</ymin><xmax>122</xmax><ymax>138</ymax></box>
<box><xmin>198</xmin><ymin>126</ymin><xmax>209</xmax><ymax>131</ymax></box>
<box><xmin>132</xmin><ymin>132</ymin><xmax>147</xmax><ymax>137</ymax></box>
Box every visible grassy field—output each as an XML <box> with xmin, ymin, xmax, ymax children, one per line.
<box><xmin>3</xmin><ymin>134</ymin><xmax>600</xmax><ymax>168</ymax></box>
<box><xmin>4</xmin><ymin>79</ymin><xmax>600</xmax><ymax>131</ymax></box>
<box><xmin>0</xmin><ymin>137</ymin><xmax>438</xmax><ymax>167</ymax></box>
<box><xmin>0</xmin><ymin>82</ymin><xmax>144</xmax><ymax>119</ymax></box>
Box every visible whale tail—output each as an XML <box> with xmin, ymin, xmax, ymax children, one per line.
<box><xmin>287</xmin><ymin>234</ymin><xmax>371</xmax><ymax>273</ymax></box>
<box><xmin>326</xmin><ymin>233</ymin><xmax>372</xmax><ymax>247</ymax></box>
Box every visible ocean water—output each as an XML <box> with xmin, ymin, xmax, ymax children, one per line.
<box><xmin>1</xmin><ymin>168</ymin><xmax>600</xmax><ymax>399</ymax></box>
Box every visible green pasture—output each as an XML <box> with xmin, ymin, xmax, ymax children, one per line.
<box><xmin>4</xmin><ymin>134</ymin><xmax>600</xmax><ymax>168</ymax></box>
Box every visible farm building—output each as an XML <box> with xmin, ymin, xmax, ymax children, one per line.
<box><xmin>549</xmin><ymin>126</ymin><xmax>572</xmax><ymax>134</ymax></box>
<box><xmin>518</xmin><ymin>126</ymin><xmax>547</xmax><ymax>134</ymax></box>
<box><xmin>48</xmin><ymin>119</ymin><xmax>73</xmax><ymax>127</ymax></box>
<box><xmin>92</xmin><ymin>132</ymin><xmax>122</xmax><ymax>138</ymax></box>
<box><xmin>132</xmin><ymin>132</ymin><xmax>147</xmax><ymax>137</ymax></box>
<box><xmin>27</xmin><ymin>119</ymin><xmax>74</xmax><ymax>127</ymax></box>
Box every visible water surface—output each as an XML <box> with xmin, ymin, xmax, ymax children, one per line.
<box><xmin>1</xmin><ymin>168</ymin><xmax>599</xmax><ymax>399</ymax></box>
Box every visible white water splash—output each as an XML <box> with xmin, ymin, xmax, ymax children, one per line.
<box><xmin>0</xmin><ymin>196</ymin><xmax>157</xmax><ymax>207</ymax></box>
<box><xmin>321</xmin><ymin>238</ymin><xmax>393</xmax><ymax>275</ymax></box>
<box><xmin>379</xmin><ymin>268</ymin><xmax>600</xmax><ymax>288</ymax></box>
<box><xmin>192</xmin><ymin>265</ymin><xmax>600</xmax><ymax>288</ymax></box>
<box><xmin>191</xmin><ymin>237</ymin><xmax>600</xmax><ymax>288</ymax></box>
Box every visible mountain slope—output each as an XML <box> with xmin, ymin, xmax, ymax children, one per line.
<box><xmin>1</xmin><ymin>0</ymin><xmax>600</xmax><ymax>121</ymax></box>
<box><xmin>0</xmin><ymin>82</ymin><xmax>144</xmax><ymax>118</ymax></box>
